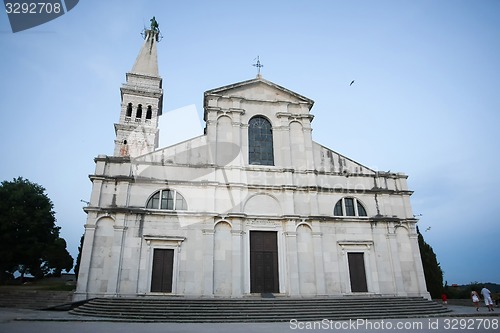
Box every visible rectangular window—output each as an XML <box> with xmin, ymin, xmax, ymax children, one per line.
<box><xmin>345</xmin><ymin>198</ymin><xmax>355</xmax><ymax>216</ymax></box>
<box><xmin>161</xmin><ymin>190</ymin><xmax>174</xmax><ymax>210</ymax></box>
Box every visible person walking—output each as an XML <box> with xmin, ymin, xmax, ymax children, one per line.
<box><xmin>481</xmin><ymin>286</ymin><xmax>494</xmax><ymax>312</ymax></box>
<box><xmin>441</xmin><ymin>293</ymin><xmax>448</xmax><ymax>307</ymax></box>
<box><xmin>471</xmin><ymin>291</ymin><xmax>480</xmax><ymax>311</ymax></box>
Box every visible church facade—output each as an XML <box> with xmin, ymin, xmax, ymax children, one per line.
<box><xmin>74</xmin><ymin>29</ymin><xmax>430</xmax><ymax>301</ymax></box>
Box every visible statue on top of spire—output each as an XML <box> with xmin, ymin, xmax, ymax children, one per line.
<box><xmin>150</xmin><ymin>16</ymin><xmax>159</xmax><ymax>32</ymax></box>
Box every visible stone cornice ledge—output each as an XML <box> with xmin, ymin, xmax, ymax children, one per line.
<box><xmin>143</xmin><ymin>235</ymin><xmax>186</xmax><ymax>242</ymax></box>
<box><xmin>337</xmin><ymin>240</ymin><xmax>374</xmax><ymax>250</ymax></box>
<box><xmin>338</xmin><ymin>240</ymin><xmax>374</xmax><ymax>246</ymax></box>
<box><xmin>276</xmin><ymin>112</ymin><xmax>314</xmax><ymax>120</ymax></box>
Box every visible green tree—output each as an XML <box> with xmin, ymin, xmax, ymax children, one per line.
<box><xmin>0</xmin><ymin>177</ymin><xmax>73</xmax><ymax>282</ymax></box>
<box><xmin>43</xmin><ymin>237</ymin><xmax>74</xmax><ymax>277</ymax></box>
<box><xmin>74</xmin><ymin>234</ymin><xmax>84</xmax><ymax>279</ymax></box>
<box><xmin>417</xmin><ymin>226</ymin><xmax>443</xmax><ymax>298</ymax></box>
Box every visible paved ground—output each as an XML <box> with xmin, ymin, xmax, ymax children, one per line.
<box><xmin>0</xmin><ymin>305</ymin><xmax>498</xmax><ymax>333</ymax></box>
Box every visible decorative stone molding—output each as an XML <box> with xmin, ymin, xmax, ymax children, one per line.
<box><xmin>144</xmin><ymin>235</ymin><xmax>185</xmax><ymax>247</ymax></box>
<box><xmin>247</xmin><ymin>219</ymin><xmax>280</xmax><ymax>227</ymax></box>
<box><xmin>214</xmin><ymin>219</ymin><xmax>232</xmax><ymax>228</ymax></box>
<box><xmin>228</xmin><ymin>108</ymin><xmax>245</xmax><ymax>114</ymax></box>
<box><xmin>337</xmin><ymin>240</ymin><xmax>373</xmax><ymax>250</ymax></box>
<box><xmin>113</xmin><ymin>226</ymin><xmax>128</xmax><ymax>231</ymax></box>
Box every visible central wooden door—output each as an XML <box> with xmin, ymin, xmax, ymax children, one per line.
<box><xmin>250</xmin><ymin>231</ymin><xmax>279</xmax><ymax>293</ymax></box>
<box><xmin>151</xmin><ymin>249</ymin><xmax>174</xmax><ymax>292</ymax></box>
<box><xmin>348</xmin><ymin>252</ymin><xmax>368</xmax><ymax>292</ymax></box>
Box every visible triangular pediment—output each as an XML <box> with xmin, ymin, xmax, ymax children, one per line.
<box><xmin>204</xmin><ymin>77</ymin><xmax>314</xmax><ymax>107</ymax></box>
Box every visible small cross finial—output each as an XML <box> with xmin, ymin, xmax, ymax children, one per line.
<box><xmin>252</xmin><ymin>56</ymin><xmax>264</xmax><ymax>77</ymax></box>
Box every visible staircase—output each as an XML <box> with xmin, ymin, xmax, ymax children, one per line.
<box><xmin>0</xmin><ymin>288</ymin><xmax>74</xmax><ymax>310</ymax></box>
<box><xmin>70</xmin><ymin>296</ymin><xmax>450</xmax><ymax>322</ymax></box>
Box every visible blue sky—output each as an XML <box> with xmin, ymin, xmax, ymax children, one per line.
<box><xmin>1</xmin><ymin>0</ymin><xmax>499</xmax><ymax>285</ymax></box>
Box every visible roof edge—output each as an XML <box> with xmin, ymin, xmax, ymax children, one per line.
<box><xmin>204</xmin><ymin>77</ymin><xmax>314</xmax><ymax>106</ymax></box>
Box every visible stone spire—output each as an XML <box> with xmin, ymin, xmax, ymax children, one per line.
<box><xmin>131</xmin><ymin>29</ymin><xmax>159</xmax><ymax>77</ymax></box>
<box><xmin>113</xmin><ymin>24</ymin><xmax>163</xmax><ymax>157</ymax></box>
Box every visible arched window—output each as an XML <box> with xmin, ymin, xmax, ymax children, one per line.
<box><xmin>248</xmin><ymin>116</ymin><xmax>274</xmax><ymax>165</ymax></box>
<box><xmin>146</xmin><ymin>189</ymin><xmax>187</xmax><ymax>210</ymax></box>
<box><xmin>136</xmin><ymin>104</ymin><xmax>143</xmax><ymax>119</ymax></box>
<box><xmin>333</xmin><ymin>197</ymin><xmax>368</xmax><ymax>217</ymax></box>
<box><xmin>356</xmin><ymin>200</ymin><xmax>367</xmax><ymax>216</ymax></box>
<box><xmin>126</xmin><ymin>103</ymin><xmax>133</xmax><ymax>117</ymax></box>
<box><xmin>146</xmin><ymin>105</ymin><xmax>152</xmax><ymax>120</ymax></box>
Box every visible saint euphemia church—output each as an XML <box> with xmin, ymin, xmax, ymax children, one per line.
<box><xmin>74</xmin><ymin>28</ymin><xmax>430</xmax><ymax>301</ymax></box>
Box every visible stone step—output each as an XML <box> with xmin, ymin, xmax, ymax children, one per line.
<box><xmin>0</xmin><ymin>289</ymin><xmax>74</xmax><ymax>310</ymax></box>
<box><xmin>70</xmin><ymin>296</ymin><xmax>450</xmax><ymax>322</ymax></box>
<box><xmin>82</xmin><ymin>300</ymin><xmax>442</xmax><ymax>310</ymax></box>
<box><xmin>81</xmin><ymin>297</ymin><xmax>435</xmax><ymax>306</ymax></box>
<box><xmin>72</xmin><ymin>306</ymin><xmax>446</xmax><ymax>317</ymax></box>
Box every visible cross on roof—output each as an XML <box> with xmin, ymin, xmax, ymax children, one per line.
<box><xmin>252</xmin><ymin>56</ymin><xmax>264</xmax><ymax>76</ymax></box>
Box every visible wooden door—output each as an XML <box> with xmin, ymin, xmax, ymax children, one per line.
<box><xmin>250</xmin><ymin>231</ymin><xmax>279</xmax><ymax>293</ymax></box>
<box><xmin>348</xmin><ymin>252</ymin><xmax>368</xmax><ymax>292</ymax></box>
<box><xmin>151</xmin><ymin>249</ymin><xmax>174</xmax><ymax>292</ymax></box>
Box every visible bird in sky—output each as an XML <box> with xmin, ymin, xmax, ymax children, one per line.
<box><xmin>425</xmin><ymin>227</ymin><xmax>431</xmax><ymax>232</ymax></box>
<box><xmin>350</xmin><ymin>80</ymin><xmax>355</xmax><ymax>86</ymax></box>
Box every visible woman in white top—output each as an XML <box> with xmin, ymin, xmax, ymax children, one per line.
<box><xmin>471</xmin><ymin>291</ymin><xmax>480</xmax><ymax>311</ymax></box>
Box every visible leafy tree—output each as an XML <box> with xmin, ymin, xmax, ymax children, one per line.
<box><xmin>43</xmin><ymin>237</ymin><xmax>74</xmax><ymax>277</ymax></box>
<box><xmin>0</xmin><ymin>177</ymin><xmax>73</xmax><ymax>282</ymax></box>
<box><xmin>417</xmin><ymin>226</ymin><xmax>443</xmax><ymax>298</ymax></box>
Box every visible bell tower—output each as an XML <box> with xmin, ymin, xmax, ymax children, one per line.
<box><xmin>114</xmin><ymin>19</ymin><xmax>163</xmax><ymax>157</ymax></box>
